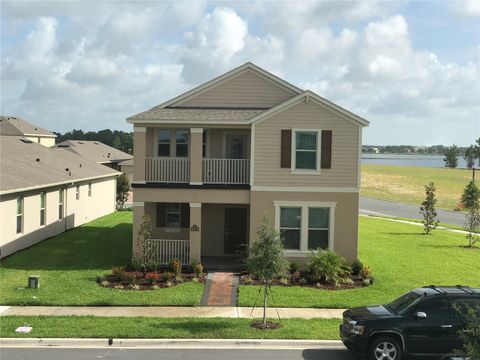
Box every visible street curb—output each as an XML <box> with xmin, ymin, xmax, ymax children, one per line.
<box><xmin>0</xmin><ymin>338</ymin><xmax>345</xmax><ymax>349</ymax></box>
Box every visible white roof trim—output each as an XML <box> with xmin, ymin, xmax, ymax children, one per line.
<box><xmin>0</xmin><ymin>173</ymin><xmax>120</xmax><ymax>196</ymax></box>
<box><xmin>249</xmin><ymin>91</ymin><xmax>369</xmax><ymax>127</ymax></box>
<box><xmin>127</xmin><ymin>62</ymin><xmax>303</xmax><ymax>119</ymax></box>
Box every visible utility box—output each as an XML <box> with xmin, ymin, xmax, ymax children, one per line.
<box><xmin>28</xmin><ymin>275</ymin><xmax>40</xmax><ymax>289</ymax></box>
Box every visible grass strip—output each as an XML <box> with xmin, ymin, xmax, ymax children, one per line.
<box><xmin>0</xmin><ymin>316</ymin><xmax>340</xmax><ymax>340</ymax></box>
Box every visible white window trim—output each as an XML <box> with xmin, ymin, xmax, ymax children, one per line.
<box><xmin>40</xmin><ymin>192</ymin><xmax>46</xmax><ymax>227</ymax></box>
<box><xmin>16</xmin><ymin>196</ymin><xmax>23</xmax><ymax>234</ymax></box>
<box><xmin>274</xmin><ymin>201</ymin><xmax>335</xmax><ymax>254</ymax></box>
<box><xmin>291</xmin><ymin>128</ymin><xmax>321</xmax><ymax>175</ymax></box>
<box><xmin>59</xmin><ymin>189</ymin><xmax>64</xmax><ymax>220</ymax></box>
<box><xmin>75</xmin><ymin>185</ymin><xmax>80</xmax><ymax>200</ymax></box>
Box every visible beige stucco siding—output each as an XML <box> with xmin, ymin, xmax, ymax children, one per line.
<box><xmin>249</xmin><ymin>191</ymin><xmax>359</xmax><ymax>262</ymax></box>
<box><xmin>253</xmin><ymin>101</ymin><xmax>360</xmax><ymax>188</ymax></box>
<box><xmin>0</xmin><ymin>178</ymin><xmax>116</xmax><ymax>258</ymax></box>
<box><xmin>175</xmin><ymin>70</ymin><xmax>297</xmax><ymax>109</ymax></box>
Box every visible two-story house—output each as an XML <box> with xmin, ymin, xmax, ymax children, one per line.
<box><xmin>127</xmin><ymin>62</ymin><xmax>369</xmax><ymax>268</ymax></box>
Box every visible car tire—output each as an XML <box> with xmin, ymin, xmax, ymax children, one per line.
<box><xmin>368</xmin><ymin>336</ymin><xmax>403</xmax><ymax>360</ymax></box>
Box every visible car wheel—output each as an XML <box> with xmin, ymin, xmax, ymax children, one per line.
<box><xmin>369</xmin><ymin>336</ymin><xmax>402</xmax><ymax>360</ymax></box>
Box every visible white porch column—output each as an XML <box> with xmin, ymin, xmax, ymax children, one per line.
<box><xmin>189</xmin><ymin>202</ymin><xmax>202</xmax><ymax>262</ymax></box>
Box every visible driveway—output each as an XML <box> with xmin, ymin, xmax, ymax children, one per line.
<box><xmin>360</xmin><ymin>196</ymin><xmax>466</xmax><ymax>227</ymax></box>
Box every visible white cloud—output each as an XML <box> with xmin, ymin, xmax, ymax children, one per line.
<box><xmin>456</xmin><ymin>0</ymin><xmax>480</xmax><ymax>16</ymax></box>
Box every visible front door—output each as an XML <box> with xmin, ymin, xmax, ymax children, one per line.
<box><xmin>224</xmin><ymin>208</ymin><xmax>247</xmax><ymax>255</ymax></box>
<box><xmin>226</xmin><ymin>135</ymin><xmax>247</xmax><ymax>159</ymax></box>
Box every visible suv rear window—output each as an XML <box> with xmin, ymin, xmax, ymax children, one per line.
<box><xmin>387</xmin><ymin>291</ymin><xmax>422</xmax><ymax>314</ymax></box>
<box><xmin>450</xmin><ymin>298</ymin><xmax>480</xmax><ymax>320</ymax></box>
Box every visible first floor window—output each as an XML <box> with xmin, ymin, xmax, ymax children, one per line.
<box><xmin>277</xmin><ymin>203</ymin><xmax>333</xmax><ymax>251</ymax></box>
<box><xmin>16</xmin><ymin>196</ymin><xmax>23</xmax><ymax>234</ymax></box>
<box><xmin>279</xmin><ymin>207</ymin><xmax>301</xmax><ymax>250</ymax></box>
<box><xmin>166</xmin><ymin>203</ymin><xmax>181</xmax><ymax>227</ymax></box>
<box><xmin>294</xmin><ymin>130</ymin><xmax>319</xmax><ymax>171</ymax></box>
<box><xmin>308</xmin><ymin>208</ymin><xmax>329</xmax><ymax>250</ymax></box>
<box><xmin>59</xmin><ymin>189</ymin><xmax>64</xmax><ymax>219</ymax></box>
<box><xmin>40</xmin><ymin>192</ymin><xmax>46</xmax><ymax>226</ymax></box>
<box><xmin>88</xmin><ymin>183</ymin><xmax>92</xmax><ymax>197</ymax></box>
<box><xmin>76</xmin><ymin>185</ymin><xmax>80</xmax><ymax>200</ymax></box>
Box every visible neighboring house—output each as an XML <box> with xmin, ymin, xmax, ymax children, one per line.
<box><xmin>0</xmin><ymin>115</ymin><xmax>57</xmax><ymax>146</ymax></box>
<box><xmin>55</xmin><ymin>140</ymin><xmax>133</xmax><ymax>170</ymax></box>
<box><xmin>118</xmin><ymin>159</ymin><xmax>134</xmax><ymax>187</ymax></box>
<box><xmin>127</xmin><ymin>62</ymin><xmax>369</xmax><ymax>267</ymax></box>
<box><xmin>0</xmin><ymin>136</ymin><xmax>120</xmax><ymax>258</ymax></box>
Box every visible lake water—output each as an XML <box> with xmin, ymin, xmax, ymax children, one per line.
<box><xmin>362</xmin><ymin>154</ymin><xmax>468</xmax><ymax>168</ymax></box>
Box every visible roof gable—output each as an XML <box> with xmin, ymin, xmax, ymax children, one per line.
<box><xmin>145</xmin><ymin>62</ymin><xmax>302</xmax><ymax>111</ymax></box>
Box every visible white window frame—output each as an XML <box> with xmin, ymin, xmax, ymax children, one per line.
<box><xmin>59</xmin><ymin>189</ymin><xmax>64</xmax><ymax>220</ymax></box>
<box><xmin>165</xmin><ymin>203</ymin><xmax>181</xmax><ymax>228</ymax></box>
<box><xmin>274</xmin><ymin>201</ymin><xmax>335</xmax><ymax>255</ymax></box>
<box><xmin>88</xmin><ymin>182</ymin><xmax>92</xmax><ymax>197</ymax></box>
<box><xmin>155</xmin><ymin>128</ymin><xmax>189</xmax><ymax>157</ymax></box>
<box><xmin>75</xmin><ymin>185</ymin><xmax>80</xmax><ymax>200</ymax></box>
<box><xmin>291</xmin><ymin>128</ymin><xmax>321</xmax><ymax>175</ymax></box>
<box><xmin>40</xmin><ymin>192</ymin><xmax>46</xmax><ymax>226</ymax></box>
<box><xmin>16</xmin><ymin>196</ymin><xmax>24</xmax><ymax>234</ymax></box>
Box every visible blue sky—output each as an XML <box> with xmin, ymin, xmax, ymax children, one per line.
<box><xmin>1</xmin><ymin>0</ymin><xmax>479</xmax><ymax>145</ymax></box>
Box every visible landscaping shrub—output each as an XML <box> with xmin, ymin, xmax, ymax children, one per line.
<box><xmin>351</xmin><ymin>259</ymin><xmax>364</xmax><ymax>276</ymax></box>
<box><xmin>161</xmin><ymin>271</ymin><xmax>174</xmax><ymax>282</ymax></box>
<box><xmin>169</xmin><ymin>259</ymin><xmax>182</xmax><ymax>278</ymax></box>
<box><xmin>145</xmin><ymin>272</ymin><xmax>160</xmax><ymax>285</ymax></box>
<box><xmin>289</xmin><ymin>261</ymin><xmax>299</xmax><ymax>274</ymax></box>
<box><xmin>112</xmin><ymin>266</ymin><xmax>125</xmax><ymax>280</ymax></box>
<box><xmin>307</xmin><ymin>249</ymin><xmax>349</xmax><ymax>286</ymax></box>
<box><xmin>194</xmin><ymin>263</ymin><xmax>204</xmax><ymax>278</ymax></box>
<box><xmin>361</xmin><ymin>265</ymin><xmax>373</xmax><ymax>279</ymax></box>
<box><xmin>124</xmin><ymin>273</ymin><xmax>136</xmax><ymax>285</ymax></box>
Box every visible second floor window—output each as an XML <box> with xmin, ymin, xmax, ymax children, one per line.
<box><xmin>59</xmin><ymin>190</ymin><xmax>64</xmax><ymax>219</ymax></box>
<box><xmin>158</xmin><ymin>129</ymin><xmax>171</xmax><ymax>156</ymax></box>
<box><xmin>16</xmin><ymin>196</ymin><xmax>23</xmax><ymax>234</ymax></box>
<box><xmin>175</xmin><ymin>130</ymin><xmax>188</xmax><ymax>157</ymax></box>
<box><xmin>294</xmin><ymin>130</ymin><xmax>318</xmax><ymax>170</ymax></box>
<box><xmin>40</xmin><ymin>192</ymin><xmax>46</xmax><ymax>226</ymax></box>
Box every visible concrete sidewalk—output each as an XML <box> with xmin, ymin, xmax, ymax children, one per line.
<box><xmin>0</xmin><ymin>305</ymin><xmax>345</xmax><ymax>319</ymax></box>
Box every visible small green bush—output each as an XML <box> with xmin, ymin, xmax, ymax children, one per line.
<box><xmin>307</xmin><ymin>249</ymin><xmax>350</xmax><ymax>286</ymax></box>
<box><xmin>194</xmin><ymin>263</ymin><xmax>204</xmax><ymax>278</ymax></box>
<box><xmin>161</xmin><ymin>271</ymin><xmax>174</xmax><ymax>282</ymax></box>
<box><xmin>289</xmin><ymin>261</ymin><xmax>299</xmax><ymax>274</ymax></box>
<box><xmin>351</xmin><ymin>259</ymin><xmax>364</xmax><ymax>275</ymax></box>
<box><xmin>169</xmin><ymin>259</ymin><xmax>182</xmax><ymax>278</ymax></box>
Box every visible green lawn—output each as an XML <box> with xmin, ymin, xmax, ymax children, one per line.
<box><xmin>0</xmin><ymin>212</ymin><xmax>203</xmax><ymax>306</ymax></box>
<box><xmin>361</xmin><ymin>164</ymin><xmax>471</xmax><ymax>210</ymax></box>
<box><xmin>0</xmin><ymin>316</ymin><xmax>339</xmax><ymax>340</ymax></box>
<box><xmin>238</xmin><ymin>216</ymin><xmax>480</xmax><ymax>309</ymax></box>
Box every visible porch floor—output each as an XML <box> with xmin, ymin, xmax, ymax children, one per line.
<box><xmin>202</xmin><ymin>256</ymin><xmax>245</xmax><ymax>271</ymax></box>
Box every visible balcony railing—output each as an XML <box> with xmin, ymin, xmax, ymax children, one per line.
<box><xmin>145</xmin><ymin>239</ymin><xmax>190</xmax><ymax>265</ymax></box>
<box><xmin>145</xmin><ymin>157</ymin><xmax>190</xmax><ymax>183</ymax></box>
<box><xmin>203</xmin><ymin>158</ymin><xmax>250</xmax><ymax>184</ymax></box>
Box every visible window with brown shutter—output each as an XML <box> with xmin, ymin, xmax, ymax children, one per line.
<box><xmin>321</xmin><ymin>130</ymin><xmax>332</xmax><ymax>169</ymax></box>
<box><xmin>180</xmin><ymin>203</ymin><xmax>190</xmax><ymax>228</ymax></box>
<box><xmin>281</xmin><ymin>129</ymin><xmax>292</xmax><ymax>168</ymax></box>
<box><xmin>156</xmin><ymin>203</ymin><xmax>166</xmax><ymax>227</ymax></box>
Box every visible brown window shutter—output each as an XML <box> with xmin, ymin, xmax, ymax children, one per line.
<box><xmin>180</xmin><ymin>203</ymin><xmax>190</xmax><ymax>228</ymax></box>
<box><xmin>281</xmin><ymin>129</ymin><xmax>292</xmax><ymax>168</ymax></box>
<box><xmin>156</xmin><ymin>203</ymin><xmax>166</xmax><ymax>227</ymax></box>
<box><xmin>321</xmin><ymin>130</ymin><xmax>332</xmax><ymax>169</ymax></box>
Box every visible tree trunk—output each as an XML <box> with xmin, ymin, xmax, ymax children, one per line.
<box><xmin>263</xmin><ymin>282</ymin><xmax>268</xmax><ymax>325</ymax></box>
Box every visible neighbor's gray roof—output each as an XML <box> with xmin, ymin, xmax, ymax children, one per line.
<box><xmin>0</xmin><ymin>136</ymin><xmax>120</xmax><ymax>194</ymax></box>
<box><xmin>55</xmin><ymin>140</ymin><xmax>133</xmax><ymax>164</ymax></box>
<box><xmin>0</xmin><ymin>116</ymin><xmax>57</xmax><ymax>138</ymax></box>
<box><xmin>127</xmin><ymin>107</ymin><xmax>265</xmax><ymax>122</ymax></box>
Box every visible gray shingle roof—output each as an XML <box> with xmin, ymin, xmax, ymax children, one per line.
<box><xmin>0</xmin><ymin>136</ymin><xmax>119</xmax><ymax>194</ymax></box>
<box><xmin>0</xmin><ymin>116</ymin><xmax>56</xmax><ymax>137</ymax></box>
<box><xmin>55</xmin><ymin>140</ymin><xmax>133</xmax><ymax>164</ymax></box>
<box><xmin>127</xmin><ymin>107</ymin><xmax>265</xmax><ymax>122</ymax></box>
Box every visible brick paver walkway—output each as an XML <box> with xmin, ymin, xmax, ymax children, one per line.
<box><xmin>203</xmin><ymin>272</ymin><xmax>237</xmax><ymax>306</ymax></box>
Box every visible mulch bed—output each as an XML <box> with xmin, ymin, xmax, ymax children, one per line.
<box><xmin>99</xmin><ymin>272</ymin><xmax>207</xmax><ymax>290</ymax></box>
<box><xmin>251</xmin><ymin>321</ymin><xmax>282</xmax><ymax>330</ymax></box>
<box><xmin>240</xmin><ymin>274</ymin><xmax>370</xmax><ymax>290</ymax></box>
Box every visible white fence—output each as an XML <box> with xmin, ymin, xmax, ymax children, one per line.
<box><xmin>145</xmin><ymin>239</ymin><xmax>190</xmax><ymax>265</ymax></box>
<box><xmin>202</xmin><ymin>159</ymin><xmax>250</xmax><ymax>184</ymax></box>
<box><xmin>145</xmin><ymin>157</ymin><xmax>190</xmax><ymax>183</ymax></box>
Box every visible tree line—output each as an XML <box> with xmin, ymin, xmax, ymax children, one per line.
<box><xmin>444</xmin><ymin>138</ymin><xmax>480</xmax><ymax>169</ymax></box>
<box><xmin>54</xmin><ymin>129</ymin><xmax>133</xmax><ymax>154</ymax></box>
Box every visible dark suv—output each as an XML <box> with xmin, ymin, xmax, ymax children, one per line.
<box><xmin>340</xmin><ymin>285</ymin><xmax>480</xmax><ymax>359</ymax></box>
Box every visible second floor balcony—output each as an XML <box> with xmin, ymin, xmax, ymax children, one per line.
<box><xmin>145</xmin><ymin>157</ymin><xmax>250</xmax><ymax>184</ymax></box>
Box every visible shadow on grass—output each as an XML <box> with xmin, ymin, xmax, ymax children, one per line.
<box><xmin>381</xmin><ymin>232</ymin><xmax>424</xmax><ymax>236</ymax></box>
<box><xmin>1</xmin><ymin>223</ymin><xmax>132</xmax><ymax>271</ymax></box>
<box><xmin>147</xmin><ymin>318</ymin><xmax>234</xmax><ymax>334</ymax></box>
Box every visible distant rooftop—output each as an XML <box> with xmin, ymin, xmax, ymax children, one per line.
<box><xmin>0</xmin><ymin>136</ymin><xmax>119</xmax><ymax>195</ymax></box>
<box><xmin>55</xmin><ymin>140</ymin><xmax>133</xmax><ymax>164</ymax></box>
<box><xmin>0</xmin><ymin>116</ymin><xmax>57</xmax><ymax>138</ymax></box>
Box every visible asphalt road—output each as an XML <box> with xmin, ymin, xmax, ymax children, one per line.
<box><xmin>360</xmin><ymin>196</ymin><xmax>466</xmax><ymax>227</ymax></box>
<box><xmin>1</xmin><ymin>348</ymin><xmax>357</xmax><ymax>360</ymax></box>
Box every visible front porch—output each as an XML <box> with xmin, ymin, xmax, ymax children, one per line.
<box><xmin>134</xmin><ymin>202</ymin><xmax>249</xmax><ymax>269</ymax></box>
